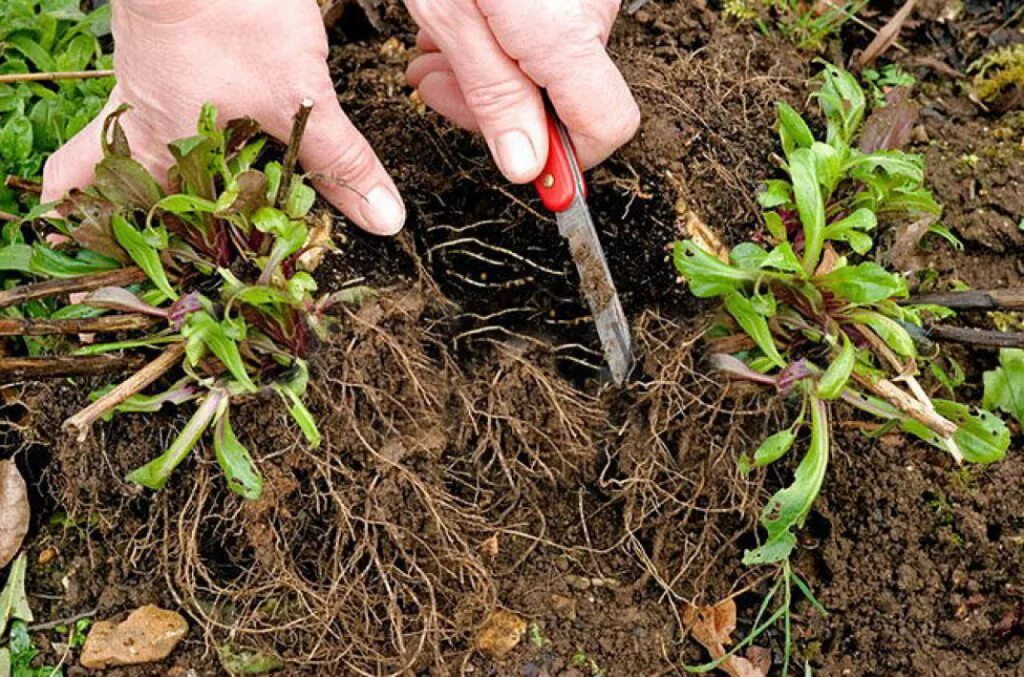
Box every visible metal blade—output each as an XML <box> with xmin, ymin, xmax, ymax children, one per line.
<box><xmin>557</xmin><ymin>201</ymin><xmax>634</xmax><ymax>384</ymax></box>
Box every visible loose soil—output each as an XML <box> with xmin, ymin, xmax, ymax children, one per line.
<box><xmin>4</xmin><ymin>1</ymin><xmax>1024</xmax><ymax>675</ymax></box>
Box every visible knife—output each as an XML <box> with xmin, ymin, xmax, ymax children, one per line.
<box><xmin>533</xmin><ymin>111</ymin><xmax>635</xmax><ymax>385</ymax></box>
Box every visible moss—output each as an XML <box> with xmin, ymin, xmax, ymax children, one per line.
<box><xmin>969</xmin><ymin>45</ymin><xmax>1024</xmax><ymax>103</ymax></box>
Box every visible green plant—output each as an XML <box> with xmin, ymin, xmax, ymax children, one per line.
<box><xmin>735</xmin><ymin>0</ymin><xmax>866</xmax><ymax>51</ymax></box>
<box><xmin>674</xmin><ymin>62</ymin><xmax>1009</xmax><ymax>671</ymax></box>
<box><xmin>0</xmin><ymin>103</ymin><xmax>366</xmax><ymax>499</ymax></box>
<box><xmin>0</xmin><ymin>0</ymin><xmax>114</xmax><ymax>215</ymax></box>
<box><xmin>862</xmin><ymin>64</ymin><xmax>915</xmax><ymax>108</ymax></box>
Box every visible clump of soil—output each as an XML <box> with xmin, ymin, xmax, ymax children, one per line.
<box><xmin>9</xmin><ymin>0</ymin><xmax>1024</xmax><ymax>675</ymax></box>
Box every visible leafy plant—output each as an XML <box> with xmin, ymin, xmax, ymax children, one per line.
<box><xmin>983</xmin><ymin>348</ymin><xmax>1024</xmax><ymax>427</ymax></box>
<box><xmin>726</xmin><ymin>0</ymin><xmax>866</xmax><ymax>50</ymax></box>
<box><xmin>1</xmin><ymin>103</ymin><xmax>361</xmax><ymax>499</ymax></box>
<box><xmin>862</xmin><ymin>64</ymin><xmax>915</xmax><ymax>108</ymax></box>
<box><xmin>0</xmin><ymin>0</ymin><xmax>114</xmax><ymax>215</ymax></box>
<box><xmin>674</xmin><ymin>62</ymin><xmax>1009</xmax><ymax>670</ymax></box>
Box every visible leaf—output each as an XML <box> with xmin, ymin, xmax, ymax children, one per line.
<box><xmin>0</xmin><ymin>244</ymin><xmax>33</xmax><ymax>274</ymax></box>
<box><xmin>817</xmin><ymin>336</ymin><xmax>855</xmax><ymax>399</ymax></box>
<box><xmin>127</xmin><ymin>390</ymin><xmax>224</xmax><ymax>490</ymax></box>
<box><xmin>744</xmin><ymin>397</ymin><xmax>829</xmax><ymax>565</ymax></box>
<box><xmin>983</xmin><ymin>349</ymin><xmax>1024</xmax><ymax>427</ymax></box>
<box><xmin>750</xmin><ymin>429</ymin><xmax>797</xmax><ymax>470</ymax></box>
<box><xmin>275</xmin><ymin>385</ymin><xmax>321</xmax><ymax>448</ymax></box>
<box><xmin>0</xmin><ymin>554</ymin><xmax>33</xmax><ymax>631</ymax></box>
<box><xmin>757</xmin><ymin>180</ymin><xmax>791</xmax><ymax>210</ymax></box>
<box><xmin>93</xmin><ymin>155</ymin><xmax>162</xmax><ymax>210</ymax></box>
<box><xmin>901</xmin><ymin>400</ymin><xmax>1009</xmax><ymax>465</ymax></box>
<box><xmin>788</xmin><ymin>148</ymin><xmax>825</xmax><ymax>274</ymax></box>
<box><xmin>776</xmin><ymin>102</ymin><xmax>814</xmax><ymax>158</ymax></box>
<box><xmin>0</xmin><ymin>462</ymin><xmax>29</xmax><ymax>569</ymax></box>
<box><xmin>729</xmin><ymin>242</ymin><xmax>769</xmax><ymax>271</ymax></box>
<box><xmin>0</xmin><ymin>115</ymin><xmax>33</xmax><ymax>163</ymax></box>
<box><xmin>30</xmin><ymin>243</ymin><xmax>120</xmax><ymax>278</ymax></box>
<box><xmin>823</xmin><ymin>208</ymin><xmax>877</xmax><ymax>255</ymax></box>
<box><xmin>682</xmin><ymin>598</ymin><xmax>768</xmax><ymax>677</ymax></box>
<box><xmin>859</xmin><ymin>87</ymin><xmax>919</xmax><ymax>152</ymax></box>
<box><xmin>183</xmin><ymin>312</ymin><xmax>257</xmax><ymax>393</ymax></box>
<box><xmin>284</xmin><ymin>181</ymin><xmax>316</xmax><ymax>220</ymax></box>
<box><xmin>818</xmin><ymin>262</ymin><xmax>908</xmax><ymax>304</ymax></box>
<box><xmin>112</xmin><ymin>213</ymin><xmax>177</xmax><ymax>300</ymax></box>
<box><xmin>851</xmin><ymin>311</ymin><xmax>916</xmax><ymax>358</ymax></box>
<box><xmin>762</xmin><ymin>242</ymin><xmax>803</xmax><ymax>274</ymax></box>
<box><xmin>814</xmin><ymin>62</ymin><xmax>866</xmax><ymax>149</ymax></box>
<box><xmin>82</xmin><ymin>286</ymin><xmax>167</xmax><ymax>317</ymax></box>
<box><xmin>213</xmin><ymin>406</ymin><xmax>263</xmax><ymax>501</ymax></box>
<box><xmin>673</xmin><ymin>241</ymin><xmax>757</xmax><ymax>298</ymax></box>
<box><xmin>60</xmin><ymin>189</ymin><xmax>129</xmax><ymax>263</ymax></box>
<box><xmin>724</xmin><ymin>293</ymin><xmax>786</xmax><ymax>368</ymax></box>
<box><xmin>218</xmin><ymin>644</ymin><xmax>285</xmax><ymax>675</ymax></box>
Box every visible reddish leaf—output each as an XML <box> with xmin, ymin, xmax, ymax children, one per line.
<box><xmin>60</xmin><ymin>189</ymin><xmax>130</xmax><ymax>264</ymax></box>
<box><xmin>859</xmin><ymin>87</ymin><xmax>920</xmax><ymax>152</ymax></box>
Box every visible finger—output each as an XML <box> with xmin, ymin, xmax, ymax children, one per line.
<box><xmin>268</xmin><ymin>92</ymin><xmax>405</xmax><ymax>236</ymax></box>
<box><xmin>477</xmin><ymin>0</ymin><xmax>639</xmax><ymax>169</ymax></box>
<box><xmin>415</xmin><ymin>30</ymin><xmax>439</xmax><ymax>53</ymax></box>
<box><xmin>41</xmin><ymin>114</ymin><xmax>106</xmax><ymax>204</ymax></box>
<box><xmin>407</xmin><ymin>54</ymin><xmax>479</xmax><ymax>131</ymax></box>
<box><xmin>406</xmin><ymin>0</ymin><xmax>548</xmax><ymax>184</ymax></box>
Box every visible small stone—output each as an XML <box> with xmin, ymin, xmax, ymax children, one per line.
<box><xmin>564</xmin><ymin>575</ymin><xmax>591</xmax><ymax>591</ymax></box>
<box><xmin>474</xmin><ymin>610</ymin><xmax>527</xmax><ymax>659</ymax></box>
<box><xmin>81</xmin><ymin>605</ymin><xmax>188</xmax><ymax>670</ymax></box>
<box><xmin>37</xmin><ymin>547</ymin><xmax>58</xmax><ymax>565</ymax></box>
<box><xmin>551</xmin><ymin>594</ymin><xmax>576</xmax><ymax>620</ymax></box>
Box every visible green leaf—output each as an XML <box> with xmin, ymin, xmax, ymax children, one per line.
<box><xmin>218</xmin><ymin>644</ymin><xmax>285</xmax><ymax>675</ymax></box>
<box><xmin>729</xmin><ymin>242</ymin><xmax>769</xmax><ymax>271</ymax></box>
<box><xmin>673</xmin><ymin>241</ymin><xmax>756</xmax><ymax>298</ymax></box>
<box><xmin>744</xmin><ymin>397</ymin><xmax>830</xmax><ymax>565</ymax></box>
<box><xmin>213</xmin><ymin>405</ymin><xmax>263</xmax><ymax>500</ymax></box>
<box><xmin>789</xmin><ymin>148</ymin><xmax>825</xmax><ymax>274</ymax></box>
<box><xmin>127</xmin><ymin>390</ymin><xmax>223</xmax><ymax>490</ymax></box>
<box><xmin>724</xmin><ymin>292</ymin><xmax>785</xmax><ymax>368</ymax></box>
<box><xmin>29</xmin><ymin>242</ymin><xmax>120</xmax><ymax>277</ymax></box>
<box><xmin>851</xmin><ymin>311</ymin><xmax>916</xmax><ymax>358</ymax></box>
<box><xmin>750</xmin><ymin>429</ymin><xmax>797</xmax><ymax>470</ymax></box>
<box><xmin>810</xmin><ymin>141</ymin><xmax>842</xmax><ymax>192</ymax></box>
<box><xmin>776</xmin><ymin>102</ymin><xmax>814</xmax><ymax>158</ymax></box>
<box><xmin>284</xmin><ymin>181</ymin><xmax>316</xmax><ymax>219</ymax></box>
<box><xmin>818</xmin><ymin>263</ymin><xmax>908</xmax><ymax>304</ymax></box>
<box><xmin>0</xmin><ymin>115</ymin><xmax>33</xmax><ymax>163</ymax></box>
<box><xmin>763</xmin><ymin>211</ymin><xmax>787</xmax><ymax>241</ymax></box>
<box><xmin>982</xmin><ymin>348</ymin><xmax>1024</xmax><ymax>427</ymax></box>
<box><xmin>762</xmin><ymin>242</ymin><xmax>803</xmax><ymax>274</ymax></box>
<box><xmin>815</xmin><ymin>61</ymin><xmax>865</xmax><ymax>148</ymax></box>
<box><xmin>156</xmin><ymin>194</ymin><xmax>218</xmax><ymax>215</ymax></box>
<box><xmin>901</xmin><ymin>400</ymin><xmax>1009</xmax><ymax>465</ymax></box>
<box><xmin>112</xmin><ymin>213</ymin><xmax>177</xmax><ymax>300</ymax></box>
<box><xmin>0</xmin><ymin>244</ymin><xmax>33</xmax><ymax>273</ymax></box>
<box><xmin>823</xmin><ymin>208</ymin><xmax>877</xmax><ymax>255</ymax></box>
<box><xmin>275</xmin><ymin>385</ymin><xmax>321</xmax><ymax>448</ymax></box>
<box><xmin>758</xmin><ymin>180</ymin><xmax>792</xmax><ymax>209</ymax></box>
<box><xmin>817</xmin><ymin>336</ymin><xmax>855</xmax><ymax>399</ymax></box>
<box><xmin>0</xmin><ymin>554</ymin><xmax>33</xmax><ymax>630</ymax></box>
<box><xmin>183</xmin><ymin>311</ymin><xmax>257</xmax><ymax>393</ymax></box>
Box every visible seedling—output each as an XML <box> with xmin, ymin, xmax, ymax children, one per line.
<box><xmin>0</xmin><ymin>103</ymin><xmax>365</xmax><ymax>499</ymax></box>
<box><xmin>724</xmin><ymin>0</ymin><xmax>866</xmax><ymax>50</ymax></box>
<box><xmin>862</xmin><ymin>65</ymin><xmax>915</xmax><ymax>108</ymax></box>
<box><xmin>674</xmin><ymin>62</ymin><xmax>1009</xmax><ymax>671</ymax></box>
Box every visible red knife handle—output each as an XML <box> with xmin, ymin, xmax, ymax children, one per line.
<box><xmin>534</xmin><ymin>114</ymin><xmax>586</xmax><ymax>213</ymax></box>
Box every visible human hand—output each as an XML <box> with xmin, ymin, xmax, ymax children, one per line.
<box><xmin>404</xmin><ymin>0</ymin><xmax>640</xmax><ymax>184</ymax></box>
<box><xmin>42</xmin><ymin>0</ymin><xmax>406</xmax><ymax>236</ymax></box>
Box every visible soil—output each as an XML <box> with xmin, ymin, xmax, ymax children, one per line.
<box><xmin>4</xmin><ymin>0</ymin><xmax>1024</xmax><ymax>675</ymax></box>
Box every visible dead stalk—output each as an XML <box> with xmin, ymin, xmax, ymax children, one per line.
<box><xmin>854</xmin><ymin>374</ymin><xmax>957</xmax><ymax>437</ymax></box>
<box><xmin>0</xmin><ymin>354</ymin><xmax>147</xmax><ymax>381</ymax></box>
<box><xmin>276</xmin><ymin>98</ymin><xmax>314</xmax><ymax>208</ymax></box>
<box><xmin>0</xmin><ymin>70</ymin><xmax>115</xmax><ymax>84</ymax></box>
<box><xmin>0</xmin><ymin>267</ymin><xmax>145</xmax><ymax>308</ymax></box>
<box><xmin>0</xmin><ymin>314</ymin><xmax>159</xmax><ymax>336</ymax></box>
<box><xmin>63</xmin><ymin>342</ymin><xmax>186</xmax><ymax>442</ymax></box>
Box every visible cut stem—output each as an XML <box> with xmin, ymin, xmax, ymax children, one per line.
<box><xmin>0</xmin><ymin>70</ymin><xmax>115</xmax><ymax>84</ymax></box>
<box><xmin>63</xmin><ymin>342</ymin><xmax>186</xmax><ymax>442</ymax></box>
<box><xmin>905</xmin><ymin>288</ymin><xmax>1024</xmax><ymax>311</ymax></box>
<box><xmin>0</xmin><ymin>314</ymin><xmax>159</xmax><ymax>336</ymax></box>
<box><xmin>925</xmin><ymin>325</ymin><xmax>1024</xmax><ymax>349</ymax></box>
<box><xmin>853</xmin><ymin>373</ymin><xmax>957</xmax><ymax>437</ymax></box>
<box><xmin>0</xmin><ymin>354</ymin><xmax>146</xmax><ymax>381</ymax></box>
<box><xmin>276</xmin><ymin>98</ymin><xmax>314</xmax><ymax>208</ymax></box>
<box><xmin>0</xmin><ymin>267</ymin><xmax>145</xmax><ymax>308</ymax></box>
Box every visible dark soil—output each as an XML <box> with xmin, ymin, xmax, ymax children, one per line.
<box><xmin>5</xmin><ymin>0</ymin><xmax>1024</xmax><ymax>675</ymax></box>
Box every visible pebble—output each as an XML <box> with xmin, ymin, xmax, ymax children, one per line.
<box><xmin>80</xmin><ymin>605</ymin><xmax>188</xmax><ymax>670</ymax></box>
<box><xmin>474</xmin><ymin>610</ymin><xmax>527</xmax><ymax>659</ymax></box>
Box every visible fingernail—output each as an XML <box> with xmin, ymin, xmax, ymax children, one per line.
<box><xmin>494</xmin><ymin>130</ymin><xmax>539</xmax><ymax>183</ymax></box>
<box><xmin>359</xmin><ymin>185</ymin><xmax>406</xmax><ymax>236</ymax></box>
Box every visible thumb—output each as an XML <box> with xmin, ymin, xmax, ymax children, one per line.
<box><xmin>278</xmin><ymin>92</ymin><xmax>405</xmax><ymax>237</ymax></box>
<box><xmin>41</xmin><ymin>112</ymin><xmax>108</xmax><ymax>205</ymax></box>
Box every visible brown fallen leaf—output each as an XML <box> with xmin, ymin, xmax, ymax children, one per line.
<box><xmin>683</xmin><ymin>598</ymin><xmax>768</xmax><ymax>677</ymax></box>
<box><xmin>0</xmin><ymin>460</ymin><xmax>29</xmax><ymax>568</ymax></box>
<box><xmin>857</xmin><ymin>0</ymin><xmax>917</xmax><ymax>69</ymax></box>
<box><xmin>80</xmin><ymin>605</ymin><xmax>189</xmax><ymax>670</ymax></box>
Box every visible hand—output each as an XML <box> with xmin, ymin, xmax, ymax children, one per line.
<box><xmin>42</xmin><ymin>0</ymin><xmax>406</xmax><ymax>236</ymax></box>
<box><xmin>404</xmin><ymin>0</ymin><xmax>640</xmax><ymax>184</ymax></box>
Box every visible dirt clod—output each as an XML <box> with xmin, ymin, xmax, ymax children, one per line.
<box><xmin>80</xmin><ymin>605</ymin><xmax>188</xmax><ymax>670</ymax></box>
<box><xmin>474</xmin><ymin>610</ymin><xmax>528</xmax><ymax>659</ymax></box>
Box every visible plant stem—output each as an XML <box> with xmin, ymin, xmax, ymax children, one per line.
<box><xmin>0</xmin><ymin>354</ymin><xmax>146</xmax><ymax>381</ymax></box>
<box><xmin>0</xmin><ymin>211</ymin><xmax>18</xmax><ymax>222</ymax></box>
<box><xmin>905</xmin><ymin>288</ymin><xmax>1024</xmax><ymax>311</ymax></box>
<box><xmin>276</xmin><ymin>98</ymin><xmax>314</xmax><ymax>209</ymax></box>
<box><xmin>0</xmin><ymin>70</ymin><xmax>115</xmax><ymax>84</ymax></box>
<box><xmin>0</xmin><ymin>314</ymin><xmax>159</xmax><ymax>336</ymax></box>
<box><xmin>5</xmin><ymin>176</ymin><xmax>42</xmax><ymax>193</ymax></box>
<box><xmin>853</xmin><ymin>374</ymin><xmax>957</xmax><ymax>437</ymax></box>
<box><xmin>63</xmin><ymin>342</ymin><xmax>186</xmax><ymax>442</ymax></box>
<box><xmin>0</xmin><ymin>267</ymin><xmax>145</xmax><ymax>308</ymax></box>
<box><xmin>925</xmin><ymin>325</ymin><xmax>1024</xmax><ymax>349</ymax></box>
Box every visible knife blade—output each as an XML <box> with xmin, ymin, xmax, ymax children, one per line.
<box><xmin>534</xmin><ymin>112</ymin><xmax>635</xmax><ymax>385</ymax></box>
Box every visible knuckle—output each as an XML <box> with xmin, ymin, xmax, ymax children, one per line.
<box><xmin>315</xmin><ymin>140</ymin><xmax>378</xmax><ymax>185</ymax></box>
<box><xmin>461</xmin><ymin>78</ymin><xmax>533</xmax><ymax>118</ymax></box>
